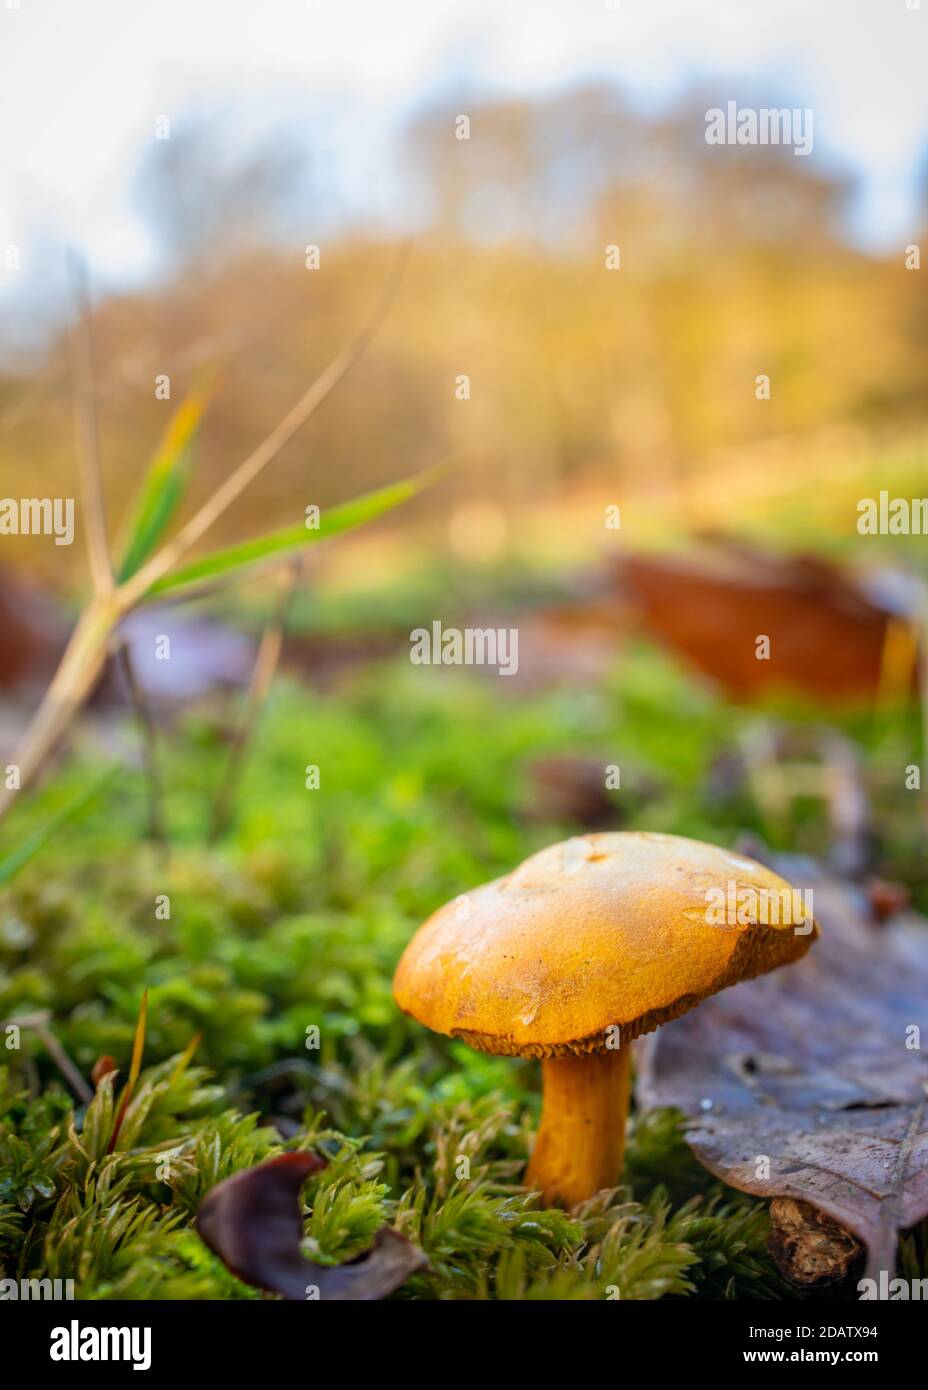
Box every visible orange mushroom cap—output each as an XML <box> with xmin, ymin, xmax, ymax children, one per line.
<box><xmin>393</xmin><ymin>832</ymin><xmax>819</xmax><ymax>1058</ymax></box>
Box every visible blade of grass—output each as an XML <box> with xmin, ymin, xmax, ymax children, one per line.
<box><xmin>145</xmin><ymin>463</ymin><xmax>442</xmax><ymax>599</ymax></box>
<box><xmin>114</xmin><ymin>638</ymin><xmax>166</xmax><ymax>843</ymax></box>
<box><xmin>0</xmin><ymin>763</ymin><xmax>120</xmax><ymax>887</ymax></box>
<box><xmin>117</xmin><ymin>381</ymin><xmax>213</xmax><ymax>582</ymax></box>
<box><xmin>168</xmin><ymin>1031</ymin><xmax>203</xmax><ymax>1086</ymax></box>
<box><xmin>119</xmin><ymin>241</ymin><xmax>411</xmax><ymax>607</ymax></box>
<box><xmin>108</xmin><ymin>989</ymin><xmax>148</xmax><ymax>1154</ymax></box>
<box><xmin>68</xmin><ymin>252</ymin><xmax>113</xmax><ymax>597</ymax></box>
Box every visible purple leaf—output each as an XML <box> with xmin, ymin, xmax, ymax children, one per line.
<box><xmin>196</xmin><ymin>1152</ymin><xmax>427</xmax><ymax>1300</ymax></box>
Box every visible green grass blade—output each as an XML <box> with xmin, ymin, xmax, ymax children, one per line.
<box><xmin>0</xmin><ymin>765</ymin><xmax>120</xmax><ymax>887</ymax></box>
<box><xmin>117</xmin><ymin>385</ymin><xmax>212</xmax><ymax>582</ymax></box>
<box><xmin>146</xmin><ymin>464</ymin><xmax>444</xmax><ymax>599</ymax></box>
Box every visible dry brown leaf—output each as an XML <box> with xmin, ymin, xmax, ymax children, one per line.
<box><xmin>636</xmin><ymin>854</ymin><xmax>928</xmax><ymax>1279</ymax></box>
<box><xmin>619</xmin><ymin>545</ymin><xmax>915</xmax><ymax>703</ymax></box>
<box><xmin>196</xmin><ymin>1152</ymin><xmax>427</xmax><ymax>1300</ymax></box>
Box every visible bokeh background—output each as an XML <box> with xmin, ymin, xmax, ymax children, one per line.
<box><xmin>2</xmin><ymin>0</ymin><xmax>927</xmax><ymax>584</ymax></box>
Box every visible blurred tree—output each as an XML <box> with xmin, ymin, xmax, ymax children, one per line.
<box><xmin>133</xmin><ymin>110</ymin><xmax>313</xmax><ymax>272</ymax></box>
<box><xmin>2</xmin><ymin>83</ymin><xmax>926</xmax><ymax>585</ymax></box>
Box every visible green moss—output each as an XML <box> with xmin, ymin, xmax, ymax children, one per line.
<box><xmin>0</xmin><ymin>630</ymin><xmax>918</xmax><ymax>1298</ymax></box>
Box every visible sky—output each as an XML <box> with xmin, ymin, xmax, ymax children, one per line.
<box><xmin>1</xmin><ymin>0</ymin><xmax>927</xmax><ymax>309</ymax></box>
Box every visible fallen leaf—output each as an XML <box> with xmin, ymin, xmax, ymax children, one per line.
<box><xmin>636</xmin><ymin>854</ymin><xmax>928</xmax><ymax>1279</ymax></box>
<box><xmin>196</xmin><ymin>1152</ymin><xmax>427</xmax><ymax>1300</ymax></box>
<box><xmin>618</xmin><ymin>545</ymin><xmax>917</xmax><ymax>703</ymax></box>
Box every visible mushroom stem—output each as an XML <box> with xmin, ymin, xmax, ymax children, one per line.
<box><xmin>525</xmin><ymin>1047</ymin><xmax>631</xmax><ymax>1208</ymax></box>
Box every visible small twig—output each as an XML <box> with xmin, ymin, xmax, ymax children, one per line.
<box><xmin>68</xmin><ymin>253</ymin><xmax>113</xmax><ymax>598</ymax></box>
<box><xmin>115</xmin><ymin>637</ymin><xmax>166</xmax><ymax>844</ymax></box>
<box><xmin>33</xmin><ymin>1020</ymin><xmax>93</xmax><ymax>1105</ymax></box>
<box><xmin>0</xmin><ymin>1009</ymin><xmax>92</xmax><ymax>1104</ymax></box>
<box><xmin>210</xmin><ymin>559</ymin><xmax>301</xmax><ymax>841</ymax></box>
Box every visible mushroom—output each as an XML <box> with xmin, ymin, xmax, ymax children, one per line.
<box><xmin>393</xmin><ymin>831</ymin><xmax>818</xmax><ymax>1208</ymax></box>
